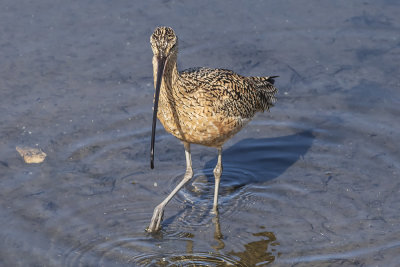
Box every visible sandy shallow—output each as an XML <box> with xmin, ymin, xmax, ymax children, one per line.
<box><xmin>1</xmin><ymin>0</ymin><xmax>399</xmax><ymax>266</ymax></box>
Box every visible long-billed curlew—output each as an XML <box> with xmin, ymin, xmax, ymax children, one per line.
<box><xmin>147</xmin><ymin>26</ymin><xmax>278</xmax><ymax>232</ymax></box>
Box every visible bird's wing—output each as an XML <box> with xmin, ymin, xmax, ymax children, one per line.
<box><xmin>179</xmin><ymin>67</ymin><xmax>235</xmax><ymax>93</ymax></box>
<box><xmin>179</xmin><ymin>67</ymin><xmax>278</xmax><ymax>118</ymax></box>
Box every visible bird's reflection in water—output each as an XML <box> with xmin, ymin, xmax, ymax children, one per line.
<box><xmin>228</xmin><ymin>229</ymin><xmax>279</xmax><ymax>266</ymax></box>
<box><xmin>210</xmin><ymin>210</ymin><xmax>279</xmax><ymax>265</ymax></box>
<box><xmin>212</xmin><ymin>209</ymin><xmax>225</xmax><ymax>251</ymax></box>
<box><xmin>148</xmin><ymin>214</ymin><xmax>279</xmax><ymax>266</ymax></box>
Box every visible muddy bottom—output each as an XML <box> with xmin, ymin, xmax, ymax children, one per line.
<box><xmin>1</xmin><ymin>1</ymin><xmax>399</xmax><ymax>266</ymax></box>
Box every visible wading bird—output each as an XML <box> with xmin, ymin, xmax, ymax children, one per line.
<box><xmin>148</xmin><ymin>26</ymin><xmax>278</xmax><ymax>232</ymax></box>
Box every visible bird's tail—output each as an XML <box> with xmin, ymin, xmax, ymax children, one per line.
<box><xmin>249</xmin><ymin>76</ymin><xmax>279</xmax><ymax>111</ymax></box>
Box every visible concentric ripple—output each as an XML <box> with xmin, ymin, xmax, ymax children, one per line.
<box><xmin>62</xmin><ymin>229</ymin><xmax>256</xmax><ymax>266</ymax></box>
<box><xmin>131</xmin><ymin>252</ymin><xmax>243</xmax><ymax>266</ymax></box>
<box><xmin>63</xmin><ymin>235</ymin><xmax>149</xmax><ymax>266</ymax></box>
<box><xmin>161</xmin><ymin>163</ymin><xmax>258</xmax><ymax>230</ymax></box>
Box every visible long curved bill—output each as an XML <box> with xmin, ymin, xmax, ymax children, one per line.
<box><xmin>150</xmin><ymin>56</ymin><xmax>166</xmax><ymax>169</ymax></box>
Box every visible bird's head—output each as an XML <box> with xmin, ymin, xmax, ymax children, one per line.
<box><xmin>149</xmin><ymin>26</ymin><xmax>178</xmax><ymax>169</ymax></box>
<box><xmin>150</xmin><ymin>26</ymin><xmax>178</xmax><ymax>59</ymax></box>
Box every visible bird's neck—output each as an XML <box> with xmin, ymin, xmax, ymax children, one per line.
<box><xmin>153</xmin><ymin>54</ymin><xmax>181</xmax><ymax>96</ymax></box>
<box><xmin>164</xmin><ymin>54</ymin><xmax>180</xmax><ymax>89</ymax></box>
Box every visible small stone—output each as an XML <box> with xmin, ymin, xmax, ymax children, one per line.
<box><xmin>16</xmin><ymin>146</ymin><xmax>47</xmax><ymax>164</ymax></box>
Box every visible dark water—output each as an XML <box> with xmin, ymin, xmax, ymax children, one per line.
<box><xmin>1</xmin><ymin>0</ymin><xmax>400</xmax><ymax>266</ymax></box>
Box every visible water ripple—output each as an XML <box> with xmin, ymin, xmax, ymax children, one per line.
<box><xmin>131</xmin><ymin>252</ymin><xmax>242</xmax><ymax>266</ymax></box>
<box><xmin>161</xmin><ymin>163</ymin><xmax>259</xmax><ymax>231</ymax></box>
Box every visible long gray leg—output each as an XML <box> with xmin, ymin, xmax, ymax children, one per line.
<box><xmin>212</xmin><ymin>208</ymin><xmax>225</xmax><ymax>250</ymax></box>
<box><xmin>212</xmin><ymin>147</ymin><xmax>223</xmax><ymax>213</ymax></box>
<box><xmin>147</xmin><ymin>142</ymin><xmax>193</xmax><ymax>232</ymax></box>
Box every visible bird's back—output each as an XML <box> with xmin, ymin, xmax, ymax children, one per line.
<box><xmin>178</xmin><ymin>67</ymin><xmax>278</xmax><ymax>119</ymax></box>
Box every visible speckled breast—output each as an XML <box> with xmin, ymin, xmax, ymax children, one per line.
<box><xmin>157</xmin><ymin>93</ymin><xmax>246</xmax><ymax>147</ymax></box>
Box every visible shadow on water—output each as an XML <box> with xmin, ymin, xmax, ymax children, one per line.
<box><xmin>204</xmin><ymin>130</ymin><xmax>315</xmax><ymax>189</ymax></box>
<box><xmin>165</xmin><ymin>130</ymin><xmax>315</xmax><ymax>230</ymax></box>
<box><xmin>162</xmin><ymin>130</ymin><xmax>314</xmax><ymax>225</ymax></box>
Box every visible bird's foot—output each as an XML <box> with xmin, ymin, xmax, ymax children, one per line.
<box><xmin>147</xmin><ymin>204</ymin><xmax>165</xmax><ymax>232</ymax></box>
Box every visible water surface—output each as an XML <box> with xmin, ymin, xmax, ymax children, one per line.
<box><xmin>1</xmin><ymin>0</ymin><xmax>399</xmax><ymax>266</ymax></box>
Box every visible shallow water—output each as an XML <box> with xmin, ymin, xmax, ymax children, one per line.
<box><xmin>1</xmin><ymin>0</ymin><xmax>400</xmax><ymax>266</ymax></box>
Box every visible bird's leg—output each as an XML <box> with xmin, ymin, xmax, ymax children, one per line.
<box><xmin>147</xmin><ymin>142</ymin><xmax>193</xmax><ymax>232</ymax></box>
<box><xmin>212</xmin><ymin>208</ymin><xmax>225</xmax><ymax>250</ymax></box>
<box><xmin>212</xmin><ymin>147</ymin><xmax>223</xmax><ymax>213</ymax></box>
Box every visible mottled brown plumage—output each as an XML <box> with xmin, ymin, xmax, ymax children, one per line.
<box><xmin>147</xmin><ymin>26</ymin><xmax>278</xmax><ymax>232</ymax></box>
